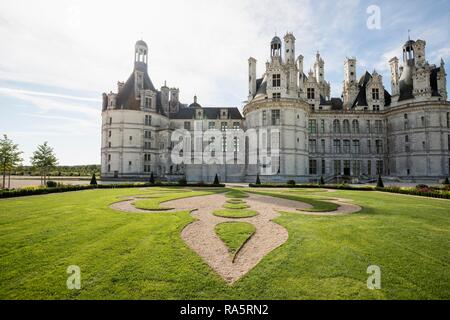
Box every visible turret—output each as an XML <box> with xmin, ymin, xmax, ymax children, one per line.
<box><xmin>161</xmin><ymin>81</ymin><xmax>170</xmax><ymax>111</ymax></box>
<box><xmin>284</xmin><ymin>33</ymin><xmax>296</xmax><ymax>64</ymax></box>
<box><xmin>314</xmin><ymin>51</ymin><xmax>325</xmax><ymax>84</ymax></box>
<box><xmin>343</xmin><ymin>57</ymin><xmax>358</xmax><ymax>107</ymax></box>
<box><xmin>270</xmin><ymin>36</ymin><xmax>282</xmax><ymax>60</ymax></box>
<box><xmin>134</xmin><ymin>40</ymin><xmax>148</xmax><ymax>71</ymax></box>
<box><xmin>248</xmin><ymin>57</ymin><xmax>257</xmax><ymax>100</ymax></box>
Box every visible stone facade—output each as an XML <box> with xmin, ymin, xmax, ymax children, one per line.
<box><xmin>101</xmin><ymin>34</ymin><xmax>450</xmax><ymax>183</ymax></box>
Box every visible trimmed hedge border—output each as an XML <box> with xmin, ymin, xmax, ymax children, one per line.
<box><xmin>0</xmin><ymin>183</ymin><xmax>225</xmax><ymax>199</ymax></box>
<box><xmin>375</xmin><ymin>187</ymin><xmax>450</xmax><ymax>200</ymax></box>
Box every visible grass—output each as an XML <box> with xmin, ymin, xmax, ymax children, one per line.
<box><xmin>213</xmin><ymin>209</ymin><xmax>258</xmax><ymax>218</ymax></box>
<box><xmin>132</xmin><ymin>190</ymin><xmax>213</xmax><ymax>211</ymax></box>
<box><xmin>226</xmin><ymin>199</ymin><xmax>245</xmax><ymax>204</ymax></box>
<box><xmin>225</xmin><ymin>190</ymin><xmax>248</xmax><ymax>198</ymax></box>
<box><xmin>0</xmin><ymin>186</ymin><xmax>449</xmax><ymax>299</ymax></box>
<box><xmin>215</xmin><ymin>222</ymin><xmax>255</xmax><ymax>260</ymax></box>
<box><xmin>223</xmin><ymin>203</ymin><xmax>249</xmax><ymax>210</ymax></box>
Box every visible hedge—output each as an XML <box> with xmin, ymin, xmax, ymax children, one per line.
<box><xmin>375</xmin><ymin>187</ymin><xmax>450</xmax><ymax>199</ymax></box>
<box><xmin>248</xmin><ymin>183</ymin><xmax>374</xmax><ymax>191</ymax></box>
<box><xmin>0</xmin><ymin>182</ymin><xmax>225</xmax><ymax>199</ymax></box>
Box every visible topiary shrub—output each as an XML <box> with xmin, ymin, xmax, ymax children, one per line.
<box><xmin>213</xmin><ymin>174</ymin><xmax>220</xmax><ymax>185</ymax></box>
<box><xmin>256</xmin><ymin>174</ymin><xmax>261</xmax><ymax>185</ymax></box>
<box><xmin>46</xmin><ymin>181</ymin><xmax>57</xmax><ymax>188</ymax></box>
<box><xmin>319</xmin><ymin>176</ymin><xmax>325</xmax><ymax>185</ymax></box>
<box><xmin>90</xmin><ymin>173</ymin><xmax>98</xmax><ymax>186</ymax></box>
<box><xmin>287</xmin><ymin>180</ymin><xmax>296</xmax><ymax>186</ymax></box>
<box><xmin>376</xmin><ymin>175</ymin><xmax>384</xmax><ymax>188</ymax></box>
<box><xmin>444</xmin><ymin>177</ymin><xmax>449</xmax><ymax>185</ymax></box>
<box><xmin>149</xmin><ymin>172</ymin><xmax>155</xmax><ymax>184</ymax></box>
<box><xmin>416</xmin><ymin>184</ymin><xmax>430</xmax><ymax>193</ymax></box>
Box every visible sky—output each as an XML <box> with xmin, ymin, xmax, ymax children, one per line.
<box><xmin>0</xmin><ymin>0</ymin><xmax>449</xmax><ymax>165</ymax></box>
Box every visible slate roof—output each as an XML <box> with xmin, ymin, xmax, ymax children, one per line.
<box><xmin>170</xmin><ymin>106</ymin><xmax>244</xmax><ymax>120</ymax></box>
<box><xmin>350</xmin><ymin>71</ymin><xmax>391</xmax><ymax>108</ymax></box>
<box><xmin>115</xmin><ymin>68</ymin><xmax>157</xmax><ymax>111</ymax></box>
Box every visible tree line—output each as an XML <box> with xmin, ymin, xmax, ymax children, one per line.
<box><xmin>0</xmin><ymin>135</ymin><xmax>62</xmax><ymax>189</ymax></box>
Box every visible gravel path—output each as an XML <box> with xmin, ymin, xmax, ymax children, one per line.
<box><xmin>109</xmin><ymin>197</ymin><xmax>182</xmax><ymax>213</ymax></box>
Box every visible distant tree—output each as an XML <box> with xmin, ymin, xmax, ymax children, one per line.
<box><xmin>90</xmin><ymin>173</ymin><xmax>98</xmax><ymax>186</ymax></box>
<box><xmin>30</xmin><ymin>142</ymin><xmax>58</xmax><ymax>186</ymax></box>
<box><xmin>256</xmin><ymin>174</ymin><xmax>261</xmax><ymax>185</ymax></box>
<box><xmin>376</xmin><ymin>174</ymin><xmax>384</xmax><ymax>188</ymax></box>
<box><xmin>444</xmin><ymin>177</ymin><xmax>450</xmax><ymax>185</ymax></box>
<box><xmin>319</xmin><ymin>176</ymin><xmax>325</xmax><ymax>185</ymax></box>
<box><xmin>0</xmin><ymin>135</ymin><xmax>23</xmax><ymax>189</ymax></box>
<box><xmin>149</xmin><ymin>172</ymin><xmax>155</xmax><ymax>184</ymax></box>
<box><xmin>214</xmin><ymin>173</ymin><xmax>220</xmax><ymax>185</ymax></box>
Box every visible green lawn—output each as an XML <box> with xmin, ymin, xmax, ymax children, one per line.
<box><xmin>0</xmin><ymin>187</ymin><xmax>449</xmax><ymax>299</ymax></box>
<box><xmin>215</xmin><ymin>222</ymin><xmax>256</xmax><ymax>260</ymax></box>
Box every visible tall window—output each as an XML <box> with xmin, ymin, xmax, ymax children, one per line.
<box><xmin>272</xmin><ymin>74</ymin><xmax>281</xmax><ymax>87</ymax></box>
<box><xmin>333</xmin><ymin>139</ymin><xmax>341</xmax><ymax>154</ymax></box>
<box><xmin>367</xmin><ymin>139</ymin><xmax>372</xmax><ymax>153</ymax></box>
<box><xmin>375</xmin><ymin>120</ymin><xmax>383</xmax><ymax>133</ymax></box>
<box><xmin>272</xmin><ymin>93</ymin><xmax>281</xmax><ymax>100</ymax></box>
<box><xmin>309</xmin><ymin>139</ymin><xmax>317</xmax><ymax>153</ymax></box>
<box><xmin>233</xmin><ymin>137</ymin><xmax>239</xmax><ymax>152</ymax></box>
<box><xmin>343</xmin><ymin>140</ymin><xmax>350</xmax><ymax>153</ymax></box>
<box><xmin>309</xmin><ymin>160</ymin><xmax>317</xmax><ymax>175</ymax></box>
<box><xmin>184</xmin><ymin>121</ymin><xmax>190</xmax><ymax>130</ymax></box>
<box><xmin>343</xmin><ymin>120</ymin><xmax>350</xmax><ymax>133</ymax></box>
<box><xmin>262</xmin><ymin>110</ymin><xmax>267</xmax><ymax>126</ymax></box>
<box><xmin>222</xmin><ymin>137</ymin><xmax>227</xmax><ymax>152</ymax></box>
<box><xmin>109</xmin><ymin>117</ymin><xmax>112</xmax><ymax>125</ymax></box>
<box><xmin>271</xmin><ymin>110</ymin><xmax>281</xmax><ymax>125</ymax></box>
<box><xmin>208</xmin><ymin>122</ymin><xmax>215</xmax><ymax>130</ymax></box>
<box><xmin>421</xmin><ymin>116</ymin><xmax>425</xmax><ymax>127</ymax></box>
<box><xmin>352</xmin><ymin>120</ymin><xmax>359</xmax><ymax>133</ymax></box>
<box><xmin>352</xmin><ymin>140</ymin><xmax>360</xmax><ymax>153</ymax></box>
<box><xmin>307</xmin><ymin>88</ymin><xmax>315</xmax><ymax>99</ymax></box>
<box><xmin>145</xmin><ymin>97</ymin><xmax>152</xmax><ymax>108</ymax></box>
<box><xmin>376</xmin><ymin>139</ymin><xmax>383</xmax><ymax>154</ymax></box>
<box><xmin>373</xmin><ymin>105</ymin><xmax>380</xmax><ymax>111</ymax></box>
<box><xmin>372</xmin><ymin>88</ymin><xmax>380</xmax><ymax>100</ymax></box>
<box><xmin>366</xmin><ymin>120</ymin><xmax>371</xmax><ymax>133</ymax></box>
<box><xmin>233</xmin><ymin>122</ymin><xmax>240</xmax><ymax>130</ymax></box>
<box><xmin>320</xmin><ymin>119</ymin><xmax>325</xmax><ymax>133</ymax></box>
<box><xmin>321</xmin><ymin>139</ymin><xmax>326</xmax><ymax>153</ymax></box>
<box><xmin>334</xmin><ymin>160</ymin><xmax>341</xmax><ymax>175</ymax></box>
<box><xmin>145</xmin><ymin>115</ymin><xmax>152</xmax><ymax>126</ymax></box>
<box><xmin>367</xmin><ymin>160</ymin><xmax>372</xmax><ymax>176</ymax></box>
<box><xmin>321</xmin><ymin>159</ymin><xmax>326</xmax><ymax>175</ymax></box>
<box><xmin>376</xmin><ymin>160</ymin><xmax>383</xmax><ymax>175</ymax></box>
<box><xmin>308</xmin><ymin>120</ymin><xmax>317</xmax><ymax>134</ymax></box>
<box><xmin>333</xmin><ymin>119</ymin><xmax>341</xmax><ymax>133</ymax></box>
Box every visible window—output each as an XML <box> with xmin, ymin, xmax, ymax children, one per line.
<box><xmin>373</xmin><ymin>105</ymin><xmax>380</xmax><ymax>111</ymax></box>
<box><xmin>333</xmin><ymin>139</ymin><xmax>341</xmax><ymax>153</ymax></box>
<box><xmin>145</xmin><ymin>115</ymin><xmax>152</xmax><ymax>126</ymax></box>
<box><xmin>208</xmin><ymin>122</ymin><xmax>215</xmax><ymax>130</ymax></box>
<box><xmin>271</xmin><ymin>110</ymin><xmax>281</xmax><ymax>125</ymax></box>
<box><xmin>321</xmin><ymin>139</ymin><xmax>325</xmax><ymax>153</ymax></box>
<box><xmin>352</xmin><ymin>140</ymin><xmax>360</xmax><ymax>153</ymax></box>
<box><xmin>309</xmin><ymin>160</ymin><xmax>317</xmax><ymax>175</ymax></box>
<box><xmin>352</xmin><ymin>160</ymin><xmax>361</xmax><ymax>176</ymax></box>
<box><xmin>372</xmin><ymin>88</ymin><xmax>380</xmax><ymax>100</ymax></box>
<box><xmin>376</xmin><ymin>139</ymin><xmax>383</xmax><ymax>154</ymax></box>
<box><xmin>272</xmin><ymin>74</ymin><xmax>281</xmax><ymax>87</ymax></box>
<box><xmin>209</xmin><ymin>137</ymin><xmax>216</xmax><ymax>157</ymax></box>
<box><xmin>352</xmin><ymin>120</ymin><xmax>359</xmax><ymax>133</ymax></box>
<box><xmin>448</xmin><ymin>135</ymin><xmax>450</xmax><ymax>151</ymax></box>
<box><xmin>367</xmin><ymin>139</ymin><xmax>371</xmax><ymax>153</ymax></box>
<box><xmin>375</xmin><ymin>120</ymin><xmax>383</xmax><ymax>134</ymax></box>
<box><xmin>108</xmin><ymin>142</ymin><xmax>111</xmax><ymax>148</ymax></box>
<box><xmin>108</xmin><ymin>131</ymin><xmax>111</xmax><ymax>137</ymax></box>
<box><xmin>222</xmin><ymin>137</ymin><xmax>227</xmax><ymax>152</ymax></box>
<box><xmin>334</xmin><ymin>160</ymin><xmax>341</xmax><ymax>175</ymax></box>
<box><xmin>321</xmin><ymin>159</ymin><xmax>326</xmax><ymax>175</ymax></box>
<box><xmin>343</xmin><ymin>120</ymin><xmax>350</xmax><ymax>133</ymax></box>
<box><xmin>233</xmin><ymin>137</ymin><xmax>239</xmax><ymax>152</ymax></box>
<box><xmin>405</xmin><ymin>135</ymin><xmax>409</xmax><ymax>143</ymax></box>
<box><xmin>184</xmin><ymin>121</ymin><xmax>191</xmax><ymax>130</ymax></box>
<box><xmin>376</xmin><ymin>160</ymin><xmax>383</xmax><ymax>175</ymax></box>
<box><xmin>343</xmin><ymin>140</ymin><xmax>350</xmax><ymax>153</ymax></box>
<box><xmin>309</xmin><ymin>139</ymin><xmax>317</xmax><ymax>153</ymax></box>
<box><xmin>421</xmin><ymin>116</ymin><xmax>425</xmax><ymax>127</ymax></box>
<box><xmin>367</xmin><ymin>160</ymin><xmax>372</xmax><ymax>176</ymax></box>
<box><xmin>422</xmin><ymin>141</ymin><xmax>426</xmax><ymax>150</ymax></box>
<box><xmin>407</xmin><ymin>169</ymin><xmax>410</xmax><ymax>175</ymax></box>
<box><xmin>233</xmin><ymin>122</ymin><xmax>240</xmax><ymax>130</ymax></box>
<box><xmin>320</xmin><ymin>119</ymin><xmax>325</xmax><ymax>133</ymax></box>
<box><xmin>109</xmin><ymin>117</ymin><xmax>112</xmax><ymax>125</ymax></box>
<box><xmin>447</xmin><ymin>113</ymin><xmax>450</xmax><ymax>128</ymax></box>
<box><xmin>307</xmin><ymin>88</ymin><xmax>315</xmax><ymax>99</ymax></box>
<box><xmin>221</xmin><ymin>122</ymin><xmax>228</xmax><ymax>131</ymax></box>
<box><xmin>405</xmin><ymin>145</ymin><xmax>410</xmax><ymax>152</ymax></box>
<box><xmin>108</xmin><ymin>154</ymin><xmax>111</xmax><ymax>161</ymax></box>
<box><xmin>129</xmin><ymin>136</ymin><xmax>132</xmax><ymax>141</ymax></box>
<box><xmin>308</xmin><ymin>119</ymin><xmax>317</xmax><ymax>134</ymax></box>
<box><xmin>333</xmin><ymin>119</ymin><xmax>341</xmax><ymax>133</ymax></box>
<box><xmin>145</xmin><ymin>97</ymin><xmax>152</xmax><ymax>108</ymax></box>
<box><xmin>262</xmin><ymin>110</ymin><xmax>267</xmax><ymax>125</ymax></box>
<box><xmin>272</xmin><ymin>93</ymin><xmax>281</xmax><ymax>100</ymax></box>
<box><xmin>366</xmin><ymin>120</ymin><xmax>371</xmax><ymax>134</ymax></box>
<box><xmin>128</xmin><ymin>161</ymin><xmax>132</xmax><ymax>166</ymax></box>
<box><xmin>108</xmin><ymin>164</ymin><xmax>111</xmax><ymax>172</ymax></box>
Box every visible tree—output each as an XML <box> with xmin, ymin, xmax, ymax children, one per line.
<box><xmin>256</xmin><ymin>174</ymin><xmax>261</xmax><ymax>185</ymax></box>
<box><xmin>0</xmin><ymin>135</ymin><xmax>23</xmax><ymax>189</ymax></box>
<box><xmin>376</xmin><ymin>174</ymin><xmax>384</xmax><ymax>188</ymax></box>
<box><xmin>444</xmin><ymin>177</ymin><xmax>450</xmax><ymax>185</ymax></box>
<box><xmin>214</xmin><ymin>173</ymin><xmax>220</xmax><ymax>185</ymax></box>
<box><xmin>30</xmin><ymin>142</ymin><xmax>58</xmax><ymax>186</ymax></box>
<box><xmin>90</xmin><ymin>173</ymin><xmax>98</xmax><ymax>186</ymax></box>
<box><xmin>149</xmin><ymin>172</ymin><xmax>155</xmax><ymax>184</ymax></box>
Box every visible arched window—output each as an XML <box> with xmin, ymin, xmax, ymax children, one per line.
<box><xmin>352</xmin><ymin>120</ymin><xmax>360</xmax><ymax>133</ymax></box>
<box><xmin>333</xmin><ymin>119</ymin><xmax>341</xmax><ymax>133</ymax></box>
<box><xmin>343</xmin><ymin>120</ymin><xmax>350</xmax><ymax>133</ymax></box>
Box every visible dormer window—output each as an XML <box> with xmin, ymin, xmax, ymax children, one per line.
<box><xmin>307</xmin><ymin>88</ymin><xmax>315</xmax><ymax>99</ymax></box>
<box><xmin>272</xmin><ymin>74</ymin><xmax>281</xmax><ymax>87</ymax></box>
<box><xmin>372</xmin><ymin>88</ymin><xmax>380</xmax><ymax>100</ymax></box>
<box><xmin>145</xmin><ymin>97</ymin><xmax>152</xmax><ymax>109</ymax></box>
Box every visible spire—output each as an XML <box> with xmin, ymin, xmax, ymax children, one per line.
<box><xmin>408</xmin><ymin>29</ymin><xmax>411</xmax><ymax>41</ymax></box>
<box><xmin>194</xmin><ymin>95</ymin><xmax>197</xmax><ymax>103</ymax></box>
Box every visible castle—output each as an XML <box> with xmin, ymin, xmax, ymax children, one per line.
<box><xmin>101</xmin><ymin>33</ymin><xmax>449</xmax><ymax>183</ymax></box>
